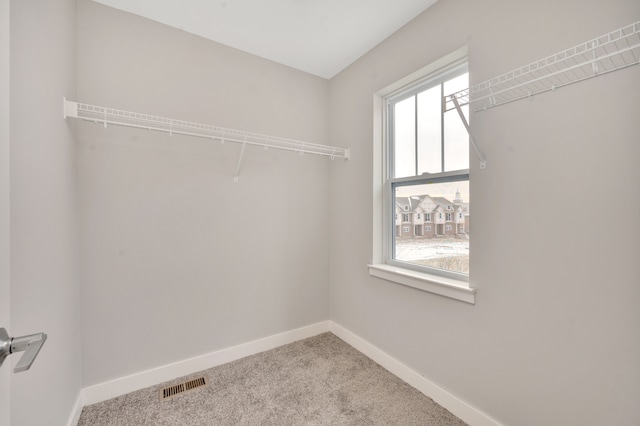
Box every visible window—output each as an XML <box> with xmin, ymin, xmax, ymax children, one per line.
<box><xmin>369</xmin><ymin>48</ymin><xmax>475</xmax><ymax>304</ymax></box>
<box><xmin>402</xmin><ymin>227</ymin><xmax>410</xmax><ymax>233</ymax></box>
<box><xmin>402</xmin><ymin>213</ymin><xmax>410</xmax><ymax>222</ymax></box>
<box><xmin>417</xmin><ymin>213</ymin><xmax>421</xmax><ymax>219</ymax></box>
<box><xmin>385</xmin><ymin>56</ymin><xmax>469</xmax><ymax>281</ymax></box>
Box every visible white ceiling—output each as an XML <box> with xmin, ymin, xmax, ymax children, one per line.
<box><xmin>93</xmin><ymin>0</ymin><xmax>439</xmax><ymax>79</ymax></box>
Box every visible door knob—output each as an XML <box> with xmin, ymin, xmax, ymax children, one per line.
<box><xmin>0</xmin><ymin>327</ymin><xmax>47</xmax><ymax>373</ymax></box>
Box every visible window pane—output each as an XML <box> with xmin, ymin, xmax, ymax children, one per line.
<box><xmin>417</xmin><ymin>86</ymin><xmax>442</xmax><ymax>174</ymax></box>
<box><xmin>393</xmin><ymin>96</ymin><xmax>416</xmax><ymax>178</ymax></box>
<box><xmin>443</xmin><ymin>72</ymin><xmax>468</xmax><ymax>97</ymax></box>
<box><xmin>444</xmin><ymin>108</ymin><xmax>469</xmax><ymax>171</ymax></box>
<box><xmin>394</xmin><ymin>180</ymin><xmax>469</xmax><ymax>275</ymax></box>
<box><xmin>444</xmin><ymin>72</ymin><xmax>469</xmax><ymax>172</ymax></box>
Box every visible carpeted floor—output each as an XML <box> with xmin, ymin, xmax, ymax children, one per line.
<box><xmin>78</xmin><ymin>333</ymin><xmax>466</xmax><ymax>425</ymax></box>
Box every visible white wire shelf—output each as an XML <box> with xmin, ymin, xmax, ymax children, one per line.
<box><xmin>63</xmin><ymin>99</ymin><xmax>350</xmax><ymax>160</ymax></box>
<box><xmin>445</xmin><ymin>21</ymin><xmax>640</xmax><ymax>112</ymax></box>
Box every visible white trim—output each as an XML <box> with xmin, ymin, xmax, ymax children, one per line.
<box><xmin>82</xmin><ymin>321</ymin><xmax>330</xmax><ymax>406</ymax></box>
<box><xmin>375</xmin><ymin>46</ymin><xmax>469</xmax><ymax>99</ymax></box>
<box><xmin>329</xmin><ymin>322</ymin><xmax>502</xmax><ymax>426</ymax></box>
<box><xmin>66</xmin><ymin>392</ymin><xmax>84</xmax><ymax>426</ymax></box>
<box><xmin>368</xmin><ymin>264</ymin><xmax>476</xmax><ymax>304</ymax></box>
<box><xmin>71</xmin><ymin>320</ymin><xmax>499</xmax><ymax>425</ymax></box>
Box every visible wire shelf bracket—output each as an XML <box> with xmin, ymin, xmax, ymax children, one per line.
<box><xmin>63</xmin><ymin>99</ymin><xmax>350</xmax><ymax>182</ymax></box>
<box><xmin>451</xmin><ymin>97</ymin><xmax>486</xmax><ymax>170</ymax></box>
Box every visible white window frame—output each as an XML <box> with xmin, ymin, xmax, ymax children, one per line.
<box><xmin>369</xmin><ymin>47</ymin><xmax>475</xmax><ymax>304</ymax></box>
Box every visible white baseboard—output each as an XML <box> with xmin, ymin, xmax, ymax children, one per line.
<box><xmin>329</xmin><ymin>322</ymin><xmax>503</xmax><ymax>426</ymax></box>
<box><xmin>81</xmin><ymin>321</ymin><xmax>330</xmax><ymax>408</ymax></box>
<box><xmin>66</xmin><ymin>392</ymin><xmax>84</xmax><ymax>426</ymax></box>
<box><xmin>72</xmin><ymin>320</ymin><xmax>499</xmax><ymax>426</ymax></box>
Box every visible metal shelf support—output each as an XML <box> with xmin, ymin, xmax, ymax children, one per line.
<box><xmin>63</xmin><ymin>99</ymin><xmax>350</xmax><ymax>181</ymax></box>
<box><xmin>234</xmin><ymin>141</ymin><xmax>247</xmax><ymax>183</ymax></box>
<box><xmin>451</xmin><ymin>97</ymin><xmax>486</xmax><ymax>170</ymax></box>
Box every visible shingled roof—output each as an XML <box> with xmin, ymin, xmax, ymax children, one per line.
<box><xmin>396</xmin><ymin>195</ymin><xmax>460</xmax><ymax>214</ymax></box>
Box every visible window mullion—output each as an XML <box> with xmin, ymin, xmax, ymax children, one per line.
<box><xmin>414</xmin><ymin>95</ymin><xmax>418</xmax><ymax>176</ymax></box>
<box><xmin>387</xmin><ymin>102</ymin><xmax>398</xmax><ymax>263</ymax></box>
<box><xmin>388</xmin><ymin>102</ymin><xmax>394</xmax><ymax>179</ymax></box>
<box><xmin>440</xmin><ymin>82</ymin><xmax>445</xmax><ymax>173</ymax></box>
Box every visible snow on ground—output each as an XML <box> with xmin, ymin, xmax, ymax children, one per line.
<box><xmin>395</xmin><ymin>238</ymin><xmax>469</xmax><ymax>262</ymax></box>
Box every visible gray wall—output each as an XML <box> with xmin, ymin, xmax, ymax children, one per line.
<box><xmin>77</xmin><ymin>0</ymin><xmax>331</xmax><ymax>386</ymax></box>
<box><xmin>8</xmin><ymin>1</ymin><xmax>639</xmax><ymax>424</ymax></box>
<box><xmin>0</xmin><ymin>0</ymin><xmax>10</xmax><ymax>422</ymax></box>
<box><xmin>9</xmin><ymin>0</ymin><xmax>82</xmax><ymax>425</ymax></box>
<box><xmin>328</xmin><ymin>0</ymin><xmax>640</xmax><ymax>425</ymax></box>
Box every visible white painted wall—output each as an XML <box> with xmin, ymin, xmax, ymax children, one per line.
<box><xmin>0</xmin><ymin>1</ymin><xmax>10</xmax><ymax>424</ymax></box>
<box><xmin>77</xmin><ymin>0</ymin><xmax>331</xmax><ymax>386</ymax></box>
<box><xmin>329</xmin><ymin>0</ymin><xmax>640</xmax><ymax>425</ymax></box>
<box><xmin>9</xmin><ymin>0</ymin><xmax>82</xmax><ymax>425</ymax></box>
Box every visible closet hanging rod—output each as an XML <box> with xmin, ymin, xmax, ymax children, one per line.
<box><xmin>445</xmin><ymin>20</ymin><xmax>640</xmax><ymax>112</ymax></box>
<box><xmin>63</xmin><ymin>99</ymin><xmax>350</xmax><ymax>160</ymax></box>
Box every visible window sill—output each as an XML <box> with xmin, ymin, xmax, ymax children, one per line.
<box><xmin>367</xmin><ymin>264</ymin><xmax>476</xmax><ymax>304</ymax></box>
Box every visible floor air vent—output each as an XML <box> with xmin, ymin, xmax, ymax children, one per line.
<box><xmin>160</xmin><ymin>376</ymin><xmax>208</xmax><ymax>400</ymax></box>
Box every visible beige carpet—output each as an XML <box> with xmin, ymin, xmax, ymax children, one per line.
<box><xmin>78</xmin><ymin>333</ymin><xmax>466</xmax><ymax>425</ymax></box>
